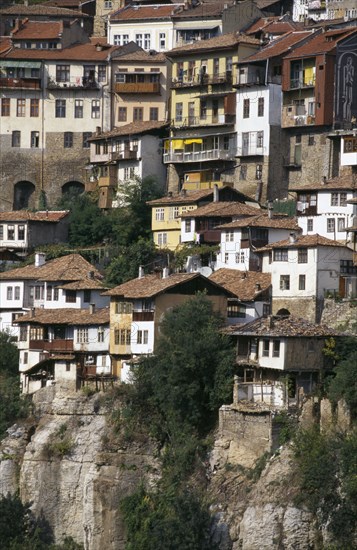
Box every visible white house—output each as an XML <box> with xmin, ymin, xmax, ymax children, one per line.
<box><xmin>16</xmin><ymin>306</ymin><xmax>110</xmax><ymax>394</ymax></box>
<box><xmin>292</xmin><ymin>174</ymin><xmax>357</xmax><ymax>245</ymax></box>
<box><xmin>0</xmin><ymin>253</ymin><xmax>109</xmax><ymax>337</ymax></box>
<box><xmin>215</xmin><ymin>213</ymin><xmax>300</xmax><ymax>271</ymax></box>
<box><xmin>256</xmin><ymin>233</ymin><xmax>357</xmax><ymax>322</ymax></box>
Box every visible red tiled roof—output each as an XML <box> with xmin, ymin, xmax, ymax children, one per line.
<box><xmin>89</xmin><ymin>121</ymin><xmax>168</xmax><ymax>141</ymax></box>
<box><xmin>12</xmin><ymin>21</ymin><xmax>63</xmax><ymax>40</ymax></box>
<box><xmin>216</xmin><ymin>214</ymin><xmax>299</xmax><ymax>230</ymax></box>
<box><xmin>284</xmin><ymin>28</ymin><xmax>356</xmax><ymax>59</ymax></box>
<box><xmin>43</xmin><ymin>0</ymin><xmax>84</xmax><ymax>7</ymax></box>
<box><xmin>210</xmin><ymin>269</ymin><xmax>271</xmax><ymax>301</ymax></box>
<box><xmin>225</xmin><ymin>315</ymin><xmax>340</xmax><ymax>337</ymax></box>
<box><xmin>180</xmin><ymin>201</ymin><xmax>260</xmax><ymax>218</ymax></box>
<box><xmin>246</xmin><ymin>17</ymin><xmax>302</xmax><ymax>36</ymax></box>
<box><xmin>255</xmin><ymin>234</ymin><xmax>350</xmax><ymax>252</ymax></box>
<box><xmin>110</xmin><ymin>4</ymin><xmax>182</xmax><ymax>22</ymax></box>
<box><xmin>172</xmin><ymin>1</ymin><xmax>230</xmax><ymax>19</ymax></box>
<box><xmin>147</xmin><ymin>188</ymin><xmax>216</xmax><ymax>206</ymax></box>
<box><xmin>0</xmin><ymin>211</ymin><xmax>69</xmax><ymax>223</ymax></box>
<box><xmin>114</xmin><ymin>50</ymin><xmax>166</xmax><ymax>63</ymax></box>
<box><xmin>17</xmin><ymin>307</ymin><xmax>109</xmax><ymax>326</ymax></box>
<box><xmin>241</xmin><ymin>30</ymin><xmax>315</xmax><ymax>63</ymax></box>
<box><xmin>290</xmin><ymin>173</ymin><xmax>357</xmax><ymax>192</ymax></box>
<box><xmin>0</xmin><ymin>5</ymin><xmax>90</xmax><ymax>17</ymax></box>
<box><xmin>168</xmin><ymin>31</ymin><xmax>260</xmax><ymax>55</ymax></box>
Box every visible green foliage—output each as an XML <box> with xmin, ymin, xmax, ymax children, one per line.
<box><xmin>171</xmin><ymin>244</ymin><xmax>220</xmax><ymax>271</ymax></box>
<box><xmin>274</xmin><ymin>412</ymin><xmax>297</xmax><ymax>445</ymax></box>
<box><xmin>293</xmin><ymin>427</ymin><xmax>357</xmax><ymax>545</ymax></box>
<box><xmin>246</xmin><ymin>452</ymin><xmax>271</xmax><ymax>482</ymax></box>
<box><xmin>43</xmin><ymin>423</ymin><xmax>74</xmax><ymax>459</ymax></box>
<box><xmin>104</xmin><ymin>238</ymin><xmax>157</xmax><ymax>286</ymax></box>
<box><xmin>0</xmin><ymin>332</ymin><xmax>19</xmax><ymax>376</ymax></box>
<box><xmin>328</xmin><ymin>350</ymin><xmax>357</xmax><ymax>418</ymax></box>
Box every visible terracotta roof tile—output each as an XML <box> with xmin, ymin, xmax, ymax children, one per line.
<box><xmin>43</xmin><ymin>0</ymin><xmax>83</xmax><ymax>7</ymax></box>
<box><xmin>147</xmin><ymin>188</ymin><xmax>215</xmax><ymax>206</ymax></box>
<box><xmin>168</xmin><ymin>32</ymin><xmax>260</xmax><ymax>55</ymax></box>
<box><xmin>284</xmin><ymin>28</ymin><xmax>356</xmax><ymax>59</ymax></box>
<box><xmin>0</xmin><ymin>5</ymin><xmax>90</xmax><ymax>17</ymax></box>
<box><xmin>89</xmin><ymin>121</ymin><xmax>168</xmax><ymax>141</ymax></box>
<box><xmin>255</xmin><ymin>233</ymin><xmax>349</xmax><ymax>252</ymax></box>
<box><xmin>0</xmin><ymin>253</ymin><xmax>103</xmax><ymax>282</ymax></box>
<box><xmin>180</xmin><ymin>201</ymin><xmax>261</xmax><ymax>218</ymax></box>
<box><xmin>104</xmin><ymin>272</ymin><xmax>200</xmax><ymax>297</ymax></box>
<box><xmin>110</xmin><ymin>4</ymin><xmax>181</xmax><ymax>22</ymax></box>
<box><xmin>58</xmin><ymin>278</ymin><xmax>108</xmax><ymax>290</ymax></box>
<box><xmin>12</xmin><ymin>21</ymin><xmax>63</xmax><ymax>40</ymax></box>
<box><xmin>0</xmin><ymin>211</ymin><xmax>69</xmax><ymax>223</ymax></box>
<box><xmin>17</xmin><ymin>307</ymin><xmax>109</xmax><ymax>326</ymax></box>
<box><xmin>241</xmin><ymin>31</ymin><xmax>315</xmax><ymax>63</ymax></box>
<box><xmin>114</xmin><ymin>50</ymin><xmax>166</xmax><ymax>63</ymax></box>
<box><xmin>210</xmin><ymin>269</ymin><xmax>271</xmax><ymax>301</ymax></box>
<box><xmin>172</xmin><ymin>1</ymin><xmax>230</xmax><ymax>19</ymax></box>
<box><xmin>225</xmin><ymin>315</ymin><xmax>340</xmax><ymax>337</ymax></box>
<box><xmin>245</xmin><ymin>17</ymin><xmax>302</xmax><ymax>35</ymax></box>
<box><xmin>216</xmin><ymin>214</ymin><xmax>300</xmax><ymax>230</ymax></box>
<box><xmin>291</xmin><ymin>173</ymin><xmax>357</xmax><ymax>192</ymax></box>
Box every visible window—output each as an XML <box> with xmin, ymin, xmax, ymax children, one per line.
<box><xmin>226</xmin><ymin>56</ymin><xmax>232</xmax><ymax>72</ymax></box>
<box><xmin>115</xmin><ymin>302</ymin><xmax>132</xmax><ymax>314</ymax></box>
<box><xmin>256</xmin><ymin>164</ymin><xmax>262</xmax><ymax>180</ymax></box>
<box><xmin>83</xmin><ymin>132</ymin><xmax>91</xmax><ymax>148</ymax></box>
<box><xmin>340</xmin><ymin>260</ymin><xmax>357</xmax><ymax>275</ymax></box>
<box><xmin>298</xmin><ymin>249</ymin><xmax>308</xmax><ymax>263</ymax></box>
<box><xmin>235</xmin><ymin>253</ymin><xmax>240</xmax><ymax>263</ymax></box>
<box><xmin>18</xmin><ymin>225</ymin><xmax>25</xmax><ymax>240</ymax></box>
<box><xmin>14</xmin><ymin>286</ymin><xmax>20</xmax><ymax>300</ymax></box>
<box><xmin>262</xmin><ymin>340</ymin><xmax>269</xmax><ymax>356</ymax></box>
<box><xmin>7</xmin><ymin>225</ymin><xmax>15</xmax><ymax>240</ymax></box>
<box><xmin>225</xmin><ymin>253</ymin><xmax>229</xmax><ymax>263</ymax></box>
<box><xmin>144</xmin><ymin>34</ymin><xmax>151</xmax><ymax>50</ymax></box>
<box><xmin>274</xmin><ymin>249</ymin><xmax>288</xmax><ymax>261</ymax></box>
<box><xmin>64</xmin><ymin>132</ymin><xmax>73</xmax><ymax>148</ymax></box>
<box><xmin>159</xmin><ymin>32</ymin><xmax>166</xmax><ymax>49</ymax></box>
<box><xmin>65</xmin><ymin>290</ymin><xmax>76</xmax><ymax>303</ymax></box>
<box><xmin>331</xmin><ymin>193</ymin><xmax>339</xmax><ymax>206</ymax></box>
<box><xmin>258</xmin><ymin>97</ymin><xmax>264</xmax><ymax>117</ymax></box>
<box><xmin>91</xmin><ymin>100</ymin><xmax>100</xmax><ymax>119</ymax></box>
<box><xmin>273</xmin><ymin>340</ymin><xmax>280</xmax><ymax>357</ymax></box>
<box><xmin>227</xmin><ymin>300</ymin><xmax>246</xmax><ymax>318</ymax></box>
<box><xmin>257</xmin><ymin>131</ymin><xmax>264</xmax><ymax>148</ymax></box>
<box><xmin>175</xmin><ymin>102</ymin><xmax>183</xmax><ymax>122</ymax></box>
<box><xmin>98</xmin><ymin>65</ymin><xmax>106</xmax><ymax>82</ymax></box>
<box><xmin>17</xmin><ymin>99</ymin><xmax>25</xmax><ymax>117</ymax></box>
<box><xmin>225</xmin><ymin>231</ymin><xmax>234</xmax><ymax>242</ymax></box>
<box><xmin>19</xmin><ymin>326</ymin><xmax>27</xmax><ymax>341</ymax></box>
<box><xmin>7</xmin><ymin>287</ymin><xmax>13</xmax><ymax>300</ymax></box>
<box><xmin>338</xmin><ymin>218</ymin><xmax>345</xmax><ymax>231</ymax></box>
<box><xmin>83</xmin><ymin>290</ymin><xmax>91</xmax><ymax>303</ymax></box>
<box><xmin>55</xmin><ymin>99</ymin><xmax>66</xmax><ymax>118</ymax></box>
<box><xmin>118</xmin><ymin>106</ymin><xmax>127</xmax><ymax>122</ymax></box>
<box><xmin>98</xmin><ymin>327</ymin><xmax>105</xmax><ymax>342</ymax></box>
<box><xmin>34</xmin><ymin>286</ymin><xmax>44</xmax><ymax>300</ymax></box>
<box><xmin>240</xmin><ymin>165</ymin><xmax>247</xmax><ymax>180</ymax></box>
<box><xmin>200</xmin><ymin>99</ymin><xmax>207</xmax><ymax>119</ymax></box>
<box><xmin>340</xmin><ymin>193</ymin><xmax>347</xmax><ymax>206</ymax></box>
<box><xmin>56</xmin><ymin>64</ymin><xmax>70</xmax><ymax>82</ymax></box>
<box><xmin>28</xmin><ymin>98</ymin><xmax>39</xmax><ymax>118</ymax></box>
<box><xmin>280</xmin><ymin>275</ymin><xmax>290</xmax><ymax>290</ymax></box>
<box><xmin>31</xmin><ymin>131</ymin><xmax>39</xmax><ymax>148</ymax></box>
<box><xmin>133</xmin><ymin>107</ymin><xmax>143</xmax><ymax>121</ymax></box>
<box><xmin>23</xmin><ymin>352</ymin><xmax>28</xmax><ymax>364</ymax></box>
<box><xmin>113</xmin><ymin>34</ymin><xmax>129</xmax><ymax>45</ymax></box>
<box><xmin>53</xmin><ymin>288</ymin><xmax>59</xmax><ymax>301</ymax></box>
<box><xmin>0</xmin><ymin>225</ymin><xmax>3</xmax><ymax>240</ymax></box>
<box><xmin>308</xmin><ymin>135</ymin><xmax>315</xmax><ymax>146</ymax></box>
<box><xmin>213</xmin><ymin>57</ymin><xmax>220</xmax><ymax>76</ymax></box>
<box><xmin>118</xmin><ymin>329</ymin><xmax>131</xmax><ymax>345</ymax></box>
<box><xmin>327</xmin><ymin>218</ymin><xmax>335</xmax><ymax>233</ymax></box>
<box><xmin>74</xmin><ymin>99</ymin><xmax>83</xmax><ymax>118</ymax></box>
<box><xmin>299</xmin><ymin>274</ymin><xmax>306</xmax><ymax>290</ymax></box>
<box><xmin>135</xmin><ymin>34</ymin><xmax>143</xmax><ymax>48</ymax></box>
<box><xmin>296</xmin><ymin>134</ymin><xmax>301</xmax><ymax>144</ymax></box>
<box><xmin>155</xmin><ymin>208</ymin><xmax>164</xmax><ymax>221</ymax></box>
<box><xmin>1</xmin><ymin>98</ymin><xmax>10</xmax><ymax>116</ymax></box>
<box><xmin>46</xmin><ymin>285</ymin><xmax>52</xmax><ymax>301</ymax></box>
<box><xmin>77</xmin><ymin>328</ymin><xmax>89</xmax><ymax>344</ymax></box>
<box><xmin>184</xmin><ymin>220</ymin><xmax>191</xmax><ymax>233</ymax></box>
<box><xmin>104</xmin><ymin>0</ymin><xmax>112</xmax><ymax>7</ymax></box>
<box><xmin>158</xmin><ymin>233</ymin><xmax>167</xmax><ymax>246</ymax></box>
<box><xmin>137</xmin><ymin>330</ymin><xmax>149</xmax><ymax>345</ymax></box>
<box><xmin>307</xmin><ymin>218</ymin><xmax>313</xmax><ymax>232</ymax></box>
<box><xmin>150</xmin><ymin>107</ymin><xmax>158</xmax><ymax>121</ymax></box>
<box><xmin>243</xmin><ymin>98</ymin><xmax>250</xmax><ymax>118</ymax></box>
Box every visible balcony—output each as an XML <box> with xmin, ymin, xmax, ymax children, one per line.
<box><xmin>199</xmin><ymin>230</ymin><xmax>221</xmax><ymax>243</ymax></box>
<box><xmin>29</xmin><ymin>339</ymin><xmax>74</xmax><ymax>352</ymax></box>
<box><xmin>114</xmin><ymin>82</ymin><xmax>160</xmax><ymax>94</ymax></box>
<box><xmin>171</xmin><ymin>72</ymin><xmax>232</xmax><ymax>89</ymax></box>
<box><xmin>110</xmin><ymin>149</ymin><xmax>138</xmax><ymax>161</ymax></box>
<box><xmin>132</xmin><ymin>311</ymin><xmax>154</xmax><ymax>322</ymax></box>
<box><xmin>289</xmin><ymin>77</ymin><xmax>315</xmax><ymax>90</ymax></box>
<box><xmin>282</xmin><ymin>105</ymin><xmax>315</xmax><ymax>128</ymax></box>
<box><xmin>163</xmin><ymin>148</ymin><xmax>236</xmax><ymax>163</ymax></box>
<box><xmin>237</xmin><ymin>145</ymin><xmax>266</xmax><ymax>157</ymax></box>
<box><xmin>47</xmin><ymin>77</ymin><xmax>99</xmax><ymax>89</ymax></box>
<box><xmin>171</xmin><ymin>114</ymin><xmax>235</xmax><ymax>128</ymax></box>
<box><xmin>0</xmin><ymin>77</ymin><xmax>42</xmax><ymax>90</ymax></box>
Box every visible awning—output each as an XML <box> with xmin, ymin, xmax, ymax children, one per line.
<box><xmin>174</xmin><ymin>23</ymin><xmax>219</xmax><ymax>30</ymax></box>
<box><xmin>185</xmin><ymin>138</ymin><xmax>203</xmax><ymax>145</ymax></box>
<box><xmin>0</xmin><ymin>60</ymin><xmax>42</xmax><ymax>68</ymax></box>
<box><xmin>171</xmin><ymin>139</ymin><xmax>185</xmax><ymax>149</ymax></box>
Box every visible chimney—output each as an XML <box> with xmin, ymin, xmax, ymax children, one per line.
<box><xmin>96</xmin><ymin>126</ymin><xmax>101</xmax><ymax>135</ymax></box>
<box><xmin>241</xmin><ymin>272</ymin><xmax>247</xmax><ymax>279</ymax></box>
<box><xmin>180</xmin><ymin>188</ymin><xmax>187</xmax><ymax>197</ymax></box>
<box><xmin>213</xmin><ymin>184</ymin><xmax>219</xmax><ymax>203</ymax></box>
<box><xmin>168</xmin><ymin>191</ymin><xmax>173</xmax><ymax>198</ymax></box>
<box><xmin>162</xmin><ymin>267</ymin><xmax>170</xmax><ymax>279</ymax></box>
<box><xmin>138</xmin><ymin>265</ymin><xmax>145</xmax><ymax>279</ymax></box>
<box><xmin>255</xmin><ymin>283</ymin><xmax>261</xmax><ymax>291</ymax></box>
<box><xmin>267</xmin><ymin>200</ymin><xmax>273</xmax><ymax>219</ymax></box>
<box><xmin>154</xmin><ymin>267</ymin><xmax>162</xmax><ymax>279</ymax></box>
<box><xmin>289</xmin><ymin>232</ymin><xmax>297</xmax><ymax>244</ymax></box>
<box><xmin>89</xmin><ymin>303</ymin><xmax>95</xmax><ymax>314</ymax></box>
<box><xmin>35</xmin><ymin>252</ymin><xmax>46</xmax><ymax>267</ymax></box>
<box><xmin>31</xmin><ymin>307</ymin><xmax>35</xmax><ymax>317</ymax></box>
<box><xmin>269</xmin><ymin>315</ymin><xmax>274</xmax><ymax>328</ymax></box>
<box><xmin>321</xmin><ymin>176</ymin><xmax>327</xmax><ymax>185</ymax></box>
<box><xmin>88</xmin><ymin>270</ymin><xmax>94</xmax><ymax>279</ymax></box>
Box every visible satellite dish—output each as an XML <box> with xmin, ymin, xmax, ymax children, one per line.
<box><xmin>198</xmin><ymin>266</ymin><xmax>213</xmax><ymax>278</ymax></box>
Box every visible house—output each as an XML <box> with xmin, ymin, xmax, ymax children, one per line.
<box><xmin>225</xmin><ymin>314</ymin><xmax>340</xmax><ymax>407</ymax></box>
<box><xmin>0</xmin><ymin>211</ymin><xmax>69</xmax><ymax>256</ymax></box>
<box><xmin>0</xmin><ymin>29</ymin><xmax>136</xmax><ymax>210</ymax></box>
<box><xmin>256</xmin><ymin>233</ymin><xmax>357</xmax><ymax>321</ymax></box>
<box><xmin>165</xmin><ymin>32</ymin><xmax>260</xmax><ymax>194</ymax></box>
<box><xmin>0</xmin><ymin>253</ymin><xmax>109</xmax><ymax>337</ymax></box>
<box><xmin>215</xmin><ymin>212</ymin><xmax>300</xmax><ymax>271</ymax></box>
<box><xmin>209</xmin><ymin>269</ymin><xmax>272</xmax><ymax>323</ymax></box>
<box><xmin>148</xmin><ymin>185</ymin><xmax>259</xmax><ymax>250</ymax></box>
<box><xmin>111</xmin><ymin>48</ymin><xmax>169</xmax><ymax>127</ymax></box>
<box><xmin>87</xmin><ymin>121</ymin><xmax>168</xmax><ymax>208</ymax></box>
<box><xmin>244</xmin><ymin>15</ymin><xmax>303</xmax><ymax>41</ymax></box>
<box><xmin>103</xmin><ymin>269</ymin><xmax>233</xmax><ymax>381</ymax></box>
<box><xmin>291</xmin><ymin>174</ymin><xmax>357</xmax><ymax>244</ymax></box>
<box><xmin>16</xmin><ymin>306</ymin><xmax>110</xmax><ymax>394</ymax></box>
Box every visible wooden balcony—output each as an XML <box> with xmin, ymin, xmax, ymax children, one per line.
<box><xmin>110</xmin><ymin>149</ymin><xmax>138</xmax><ymax>161</ymax></box>
<box><xmin>199</xmin><ymin>230</ymin><xmax>221</xmax><ymax>243</ymax></box>
<box><xmin>132</xmin><ymin>311</ymin><xmax>154</xmax><ymax>322</ymax></box>
<box><xmin>29</xmin><ymin>339</ymin><xmax>74</xmax><ymax>352</ymax></box>
<box><xmin>0</xmin><ymin>77</ymin><xmax>41</xmax><ymax>90</ymax></box>
<box><xmin>114</xmin><ymin>82</ymin><xmax>160</xmax><ymax>94</ymax></box>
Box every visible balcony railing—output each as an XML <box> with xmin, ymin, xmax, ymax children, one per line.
<box><xmin>29</xmin><ymin>339</ymin><xmax>74</xmax><ymax>352</ymax></box>
<box><xmin>114</xmin><ymin>82</ymin><xmax>160</xmax><ymax>94</ymax></box>
<box><xmin>237</xmin><ymin>145</ymin><xmax>266</xmax><ymax>156</ymax></box>
<box><xmin>132</xmin><ymin>311</ymin><xmax>154</xmax><ymax>321</ymax></box>
<box><xmin>289</xmin><ymin>77</ymin><xmax>315</xmax><ymax>89</ymax></box>
<box><xmin>163</xmin><ymin>148</ymin><xmax>236</xmax><ymax>163</ymax></box>
<box><xmin>171</xmin><ymin>72</ymin><xmax>232</xmax><ymax>89</ymax></box>
<box><xmin>47</xmin><ymin>77</ymin><xmax>99</xmax><ymax>89</ymax></box>
<box><xmin>282</xmin><ymin>106</ymin><xmax>315</xmax><ymax>128</ymax></box>
<box><xmin>171</xmin><ymin>114</ymin><xmax>235</xmax><ymax>128</ymax></box>
<box><xmin>199</xmin><ymin>230</ymin><xmax>221</xmax><ymax>243</ymax></box>
<box><xmin>0</xmin><ymin>77</ymin><xmax>42</xmax><ymax>90</ymax></box>
<box><xmin>110</xmin><ymin>149</ymin><xmax>138</xmax><ymax>161</ymax></box>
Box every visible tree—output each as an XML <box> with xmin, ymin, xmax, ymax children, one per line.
<box><xmin>328</xmin><ymin>350</ymin><xmax>357</xmax><ymax>418</ymax></box>
<box><xmin>0</xmin><ymin>331</ymin><xmax>19</xmax><ymax>375</ymax></box>
<box><xmin>104</xmin><ymin>238</ymin><xmax>157</xmax><ymax>286</ymax></box>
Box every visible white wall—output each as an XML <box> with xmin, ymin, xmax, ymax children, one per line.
<box><xmin>108</xmin><ymin>20</ymin><xmax>175</xmax><ymax>51</ymax></box>
<box><xmin>73</xmin><ymin>325</ymin><xmax>110</xmax><ymax>352</ymax></box>
<box><xmin>130</xmin><ymin>320</ymin><xmax>154</xmax><ymax>355</ymax></box>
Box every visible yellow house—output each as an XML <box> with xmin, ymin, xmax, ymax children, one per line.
<box><xmin>165</xmin><ymin>32</ymin><xmax>260</xmax><ymax>194</ymax></box>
